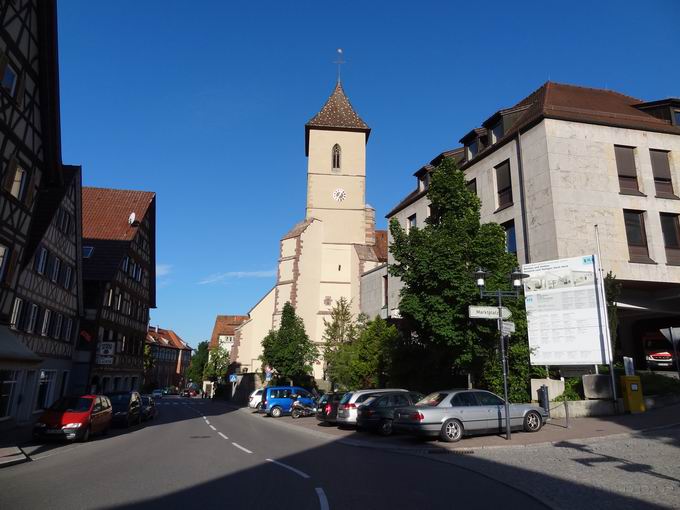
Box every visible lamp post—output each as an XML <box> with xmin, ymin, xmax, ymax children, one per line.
<box><xmin>474</xmin><ymin>267</ymin><xmax>528</xmax><ymax>440</ymax></box>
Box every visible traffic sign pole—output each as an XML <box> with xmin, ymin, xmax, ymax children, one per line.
<box><xmin>496</xmin><ymin>290</ymin><xmax>512</xmax><ymax>441</ymax></box>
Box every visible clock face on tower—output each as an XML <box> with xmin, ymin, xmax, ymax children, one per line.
<box><xmin>332</xmin><ymin>188</ymin><xmax>347</xmax><ymax>202</ymax></box>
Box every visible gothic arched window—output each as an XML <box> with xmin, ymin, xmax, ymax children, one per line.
<box><xmin>332</xmin><ymin>144</ymin><xmax>341</xmax><ymax>171</ymax></box>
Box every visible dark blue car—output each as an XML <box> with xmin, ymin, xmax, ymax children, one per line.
<box><xmin>260</xmin><ymin>386</ymin><xmax>315</xmax><ymax>417</ymax></box>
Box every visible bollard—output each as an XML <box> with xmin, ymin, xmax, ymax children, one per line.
<box><xmin>564</xmin><ymin>400</ymin><xmax>570</xmax><ymax>429</ymax></box>
<box><xmin>539</xmin><ymin>384</ymin><xmax>550</xmax><ymax>418</ymax></box>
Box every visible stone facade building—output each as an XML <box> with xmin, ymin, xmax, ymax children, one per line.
<box><xmin>73</xmin><ymin>188</ymin><xmax>156</xmax><ymax>394</ymax></box>
<box><xmin>385</xmin><ymin>82</ymin><xmax>680</xmax><ymax>367</ymax></box>
<box><xmin>232</xmin><ymin>82</ymin><xmax>386</xmax><ymax>384</ymax></box>
<box><xmin>0</xmin><ymin>0</ymin><xmax>84</xmax><ymax>426</ymax></box>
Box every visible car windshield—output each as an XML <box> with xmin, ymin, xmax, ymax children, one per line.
<box><xmin>339</xmin><ymin>392</ymin><xmax>353</xmax><ymax>404</ymax></box>
<box><xmin>49</xmin><ymin>397</ymin><xmax>92</xmax><ymax>412</ymax></box>
<box><xmin>415</xmin><ymin>392</ymin><xmax>448</xmax><ymax>407</ymax></box>
<box><xmin>645</xmin><ymin>338</ymin><xmax>671</xmax><ymax>350</ymax></box>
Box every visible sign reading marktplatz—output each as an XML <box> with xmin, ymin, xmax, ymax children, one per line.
<box><xmin>522</xmin><ymin>255</ymin><xmax>610</xmax><ymax>366</ymax></box>
<box><xmin>468</xmin><ymin>305</ymin><xmax>512</xmax><ymax>320</ymax></box>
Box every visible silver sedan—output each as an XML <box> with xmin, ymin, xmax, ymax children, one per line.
<box><xmin>393</xmin><ymin>389</ymin><xmax>549</xmax><ymax>442</ymax></box>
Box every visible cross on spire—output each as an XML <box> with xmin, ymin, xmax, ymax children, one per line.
<box><xmin>333</xmin><ymin>48</ymin><xmax>345</xmax><ymax>84</ymax></box>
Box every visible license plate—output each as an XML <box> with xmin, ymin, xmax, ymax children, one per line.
<box><xmin>47</xmin><ymin>429</ymin><xmax>63</xmax><ymax>434</ymax></box>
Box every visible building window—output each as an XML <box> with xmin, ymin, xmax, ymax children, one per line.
<box><xmin>51</xmin><ymin>257</ymin><xmax>61</xmax><ymax>283</ymax></box>
<box><xmin>53</xmin><ymin>314</ymin><xmax>63</xmax><ymax>340</ymax></box>
<box><xmin>382</xmin><ymin>274</ymin><xmax>388</xmax><ymax>308</ymax></box>
<box><xmin>105</xmin><ymin>287</ymin><xmax>113</xmax><ymax>307</ymax></box>
<box><xmin>490</xmin><ymin>121</ymin><xmax>503</xmax><ymax>143</ymax></box>
<box><xmin>115</xmin><ymin>291</ymin><xmax>122</xmax><ymax>311</ymax></box>
<box><xmin>466</xmin><ymin>140</ymin><xmax>479</xmax><ymax>161</ymax></box>
<box><xmin>35</xmin><ymin>370</ymin><xmax>56</xmax><ymax>411</ymax></box>
<box><xmin>83</xmin><ymin>246</ymin><xmax>94</xmax><ymax>258</ymax></box>
<box><xmin>9</xmin><ymin>298</ymin><xmax>23</xmax><ymax>329</ymax></box>
<box><xmin>1</xmin><ymin>60</ymin><xmax>18</xmax><ymax>96</ymax></box>
<box><xmin>9</xmin><ymin>165</ymin><xmax>27</xmax><ymax>200</ymax></box>
<box><xmin>406</xmin><ymin>214</ymin><xmax>417</xmax><ymax>233</ymax></box>
<box><xmin>495</xmin><ymin>160</ymin><xmax>513</xmax><ymax>209</ymax></box>
<box><xmin>660</xmin><ymin>213</ymin><xmax>680</xmax><ymax>265</ymax></box>
<box><xmin>136</xmin><ymin>266</ymin><xmax>143</xmax><ymax>282</ymax></box>
<box><xmin>467</xmin><ymin>179</ymin><xmax>477</xmax><ymax>196</ymax></box>
<box><xmin>26</xmin><ymin>304</ymin><xmax>39</xmax><ymax>333</ymax></box>
<box><xmin>674</xmin><ymin>110</ymin><xmax>680</xmax><ymax>126</ymax></box>
<box><xmin>502</xmin><ymin>220</ymin><xmax>517</xmax><ymax>254</ymax></box>
<box><xmin>64</xmin><ymin>318</ymin><xmax>73</xmax><ymax>342</ymax></box>
<box><xmin>0</xmin><ymin>370</ymin><xmax>18</xmax><ymax>418</ymax></box>
<box><xmin>623</xmin><ymin>210</ymin><xmax>652</xmax><ymax>262</ymax></box>
<box><xmin>650</xmin><ymin>149</ymin><xmax>675</xmax><ymax>197</ymax></box>
<box><xmin>614</xmin><ymin>145</ymin><xmax>639</xmax><ymax>193</ymax></box>
<box><xmin>35</xmin><ymin>247</ymin><xmax>48</xmax><ymax>274</ymax></box>
<box><xmin>0</xmin><ymin>244</ymin><xmax>8</xmax><ymax>280</ymax></box>
<box><xmin>41</xmin><ymin>309</ymin><xmax>52</xmax><ymax>337</ymax></box>
<box><xmin>64</xmin><ymin>266</ymin><xmax>72</xmax><ymax>290</ymax></box>
<box><xmin>332</xmin><ymin>144</ymin><xmax>341</xmax><ymax>171</ymax></box>
<box><xmin>122</xmin><ymin>256</ymin><xmax>129</xmax><ymax>273</ymax></box>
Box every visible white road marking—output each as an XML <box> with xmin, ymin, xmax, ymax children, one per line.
<box><xmin>218</xmin><ymin>432</ymin><xmax>229</xmax><ymax>440</ymax></box>
<box><xmin>266</xmin><ymin>458</ymin><xmax>310</xmax><ymax>479</ymax></box>
<box><xmin>231</xmin><ymin>442</ymin><xmax>252</xmax><ymax>454</ymax></box>
<box><xmin>316</xmin><ymin>487</ymin><xmax>329</xmax><ymax>510</ymax></box>
<box><xmin>209</xmin><ymin>425</ymin><xmax>216</xmax><ymax>431</ymax></box>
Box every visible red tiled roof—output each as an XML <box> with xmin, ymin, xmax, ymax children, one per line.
<box><xmin>146</xmin><ymin>327</ymin><xmax>191</xmax><ymax>351</ymax></box>
<box><xmin>209</xmin><ymin>315</ymin><xmax>249</xmax><ymax>349</ymax></box>
<box><xmin>82</xmin><ymin>187</ymin><xmax>155</xmax><ymax>241</ymax></box>
<box><xmin>373</xmin><ymin>230</ymin><xmax>388</xmax><ymax>262</ymax></box>
<box><xmin>306</xmin><ymin>82</ymin><xmax>370</xmax><ymax>132</ymax></box>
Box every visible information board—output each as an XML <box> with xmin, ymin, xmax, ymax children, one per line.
<box><xmin>522</xmin><ymin>255</ymin><xmax>609</xmax><ymax>366</ymax></box>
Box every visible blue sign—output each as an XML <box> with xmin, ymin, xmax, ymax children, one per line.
<box><xmin>229</xmin><ymin>374</ymin><xmax>238</xmax><ymax>383</ymax></box>
<box><xmin>265</xmin><ymin>372</ymin><xmax>272</xmax><ymax>381</ymax></box>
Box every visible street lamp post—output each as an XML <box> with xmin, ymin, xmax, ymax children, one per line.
<box><xmin>474</xmin><ymin>268</ymin><xmax>528</xmax><ymax>441</ymax></box>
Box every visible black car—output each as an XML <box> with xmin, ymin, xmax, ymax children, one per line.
<box><xmin>141</xmin><ymin>395</ymin><xmax>157</xmax><ymax>421</ymax></box>
<box><xmin>106</xmin><ymin>391</ymin><xmax>143</xmax><ymax>427</ymax></box>
<box><xmin>356</xmin><ymin>391</ymin><xmax>424</xmax><ymax>436</ymax></box>
<box><xmin>315</xmin><ymin>392</ymin><xmax>345</xmax><ymax>425</ymax></box>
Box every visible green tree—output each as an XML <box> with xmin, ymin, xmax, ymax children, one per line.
<box><xmin>349</xmin><ymin>317</ymin><xmax>399</xmax><ymax>388</ymax></box>
<box><xmin>143</xmin><ymin>344</ymin><xmax>155</xmax><ymax>390</ymax></box>
<box><xmin>186</xmin><ymin>341</ymin><xmax>209</xmax><ymax>384</ymax></box>
<box><xmin>604</xmin><ymin>271</ymin><xmax>622</xmax><ymax>359</ymax></box>
<box><xmin>389</xmin><ymin>156</ymin><xmax>531</xmax><ymax>398</ymax></box>
<box><xmin>203</xmin><ymin>346</ymin><xmax>230</xmax><ymax>383</ymax></box>
<box><xmin>322</xmin><ymin>298</ymin><xmax>360</xmax><ymax>388</ymax></box>
<box><xmin>260</xmin><ymin>302</ymin><xmax>318</xmax><ymax>385</ymax></box>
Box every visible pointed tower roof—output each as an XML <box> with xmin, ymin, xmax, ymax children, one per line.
<box><xmin>305</xmin><ymin>82</ymin><xmax>370</xmax><ymax>155</ymax></box>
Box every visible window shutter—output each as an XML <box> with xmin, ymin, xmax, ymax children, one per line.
<box><xmin>23</xmin><ymin>169</ymin><xmax>36</xmax><ymax>206</ymax></box>
<box><xmin>2</xmin><ymin>155</ymin><xmax>18</xmax><ymax>192</ymax></box>
<box><xmin>614</xmin><ymin>146</ymin><xmax>637</xmax><ymax>177</ymax></box>
<box><xmin>4</xmin><ymin>249</ymin><xmax>18</xmax><ymax>284</ymax></box>
<box><xmin>15</xmin><ymin>71</ymin><xmax>25</xmax><ymax>108</ymax></box>
<box><xmin>650</xmin><ymin>150</ymin><xmax>671</xmax><ymax>180</ymax></box>
<box><xmin>0</xmin><ymin>51</ymin><xmax>8</xmax><ymax>83</ymax></box>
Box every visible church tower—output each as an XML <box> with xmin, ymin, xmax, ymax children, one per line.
<box><xmin>305</xmin><ymin>82</ymin><xmax>371</xmax><ymax>245</ymax></box>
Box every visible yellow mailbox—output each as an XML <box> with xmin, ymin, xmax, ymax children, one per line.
<box><xmin>620</xmin><ymin>375</ymin><xmax>646</xmax><ymax>414</ymax></box>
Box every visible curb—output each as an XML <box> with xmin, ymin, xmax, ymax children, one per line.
<box><xmin>0</xmin><ymin>447</ymin><xmax>30</xmax><ymax>469</ymax></box>
<box><xmin>232</xmin><ymin>403</ymin><xmax>680</xmax><ymax>454</ymax></box>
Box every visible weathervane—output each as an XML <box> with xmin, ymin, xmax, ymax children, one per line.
<box><xmin>334</xmin><ymin>48</ymin><xmax>345</xmax><ymax>84</ymax></box>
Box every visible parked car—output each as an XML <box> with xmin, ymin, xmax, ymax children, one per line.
<box><xmin>393</xmin><ymin>389</ymin><xmax>549</xmax><ymax>443</ymax></box>
<box><xmin>260</xmin><ymin>386</ymin><xmax>315</xmax><ymax>417</ymax></box>
<box><xmin>106</xmin><ymin>391</ymin><xmax>143</xmax><ymax>427</ymax></box>
<box><xmin>163</xmin><ymin>387</ymin><xmax>179</xmax><ymax>396</ymax></box>
<box><xmin>141</xmin><ymin>395</ymin><xmax>157</xmax><ymax>421</ymax></box>
<box><xmin>644</xmin><ymin>336</ymin><xmax>676</xmax><ymax>370</ymax></box>
<box><xmin>248</xmin><ymin>389</ymin><xmax>264</xmax><ymax>409</ymax></box>
<box><xmin>336</xmin><ymin>388</ymin><xmax>407</xmax><ymax>428</ymax></box>
<box><xmin>357</xmin><ymin>391</ymin><xmax>424</xmax><ymax>436</ymax></box>
<box><xmin>33</xmin><ymin>395</ymin><xmax>112</xmax><ymax>442</ymax></box>
<box><xmin>315</xmin><ymin>392</ymin><xmax>345</xmax><ymax>425</ymax></box>
<box><xmin>181</xmin><ymin>388</ymin><xmax>197</xmax><ymax>397</ymax></box>
<box><xmin>151</xmin><ymin>389</ymin><xmax>164</xmax><ymax>399</ymax></box>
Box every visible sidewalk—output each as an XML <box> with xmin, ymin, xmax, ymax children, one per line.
<box><xmin>239</xmin><ymin>401</ymin><xmax>680</xmax><ymax>452</ymax></box>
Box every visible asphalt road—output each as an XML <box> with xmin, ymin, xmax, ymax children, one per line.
<box><xmin>0</xmin><ymin>396</ymin><xmax>545</xmax><ymax>510</ymax></box>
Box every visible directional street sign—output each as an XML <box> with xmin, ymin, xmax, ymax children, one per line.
<box><xmin>468</xmin><ymin>305</ymin><xmax>512</xmax><ymax>320</ymax></box>
<box><xmin>501</xmin><ymin>321</ymin><xmax>516</xmax><ymax>335</ymax></box>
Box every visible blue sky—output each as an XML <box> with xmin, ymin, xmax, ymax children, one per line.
<box><xmin>56</xmin><ymin>0</ymin><xmax>680</xmax><ymax>348</ymax></box>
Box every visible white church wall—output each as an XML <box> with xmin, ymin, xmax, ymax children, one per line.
<box><xmin>281</xmin><ymin>237</ymin><xmax>297</xmax><ymax>258</ymax></box>
<box><xmin>293</xmin><ymin>219</ymin><xmax>324</xmax><ymax>344</ymax></box>
<box><xmin>308</xmin><ymin>130</ymin><xmax>366</xmax><ymax>176</ymax></box>
<box><xmin>235</xmin><ymin>288</ymin><xmax>276</xmax><ymax>374</ymax></box>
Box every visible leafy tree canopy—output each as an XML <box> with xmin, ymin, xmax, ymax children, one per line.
<box><xmin>186</xmin><ymin>340</ymin><xmax>209</xmax><ymax>384</ymax></box>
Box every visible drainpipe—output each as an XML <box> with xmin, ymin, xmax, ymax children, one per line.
<box><xmin>515</xmin><ymin>132</ymin><xmax>531</xmax><ymax>264</ymax></box>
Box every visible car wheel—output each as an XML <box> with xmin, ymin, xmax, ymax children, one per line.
<box><xmin>291</xmin><ymin>409</ymin><xmax>301</xmax><ymax>419</ymax></box>
<box><xmin>378</xmin><ymin>419</ymin><xmax>393</xmax><ymax>437</ymax></box>
<box><xmin>255</xmin><ymin>402</ymin><xmax>262</xmax><ymax>411</ymax></box>
<box><xmin>80</xmin><ymin>426</ymin><xmax>91</xmax><ymax>443</ymax></box>
<box><xmin>270</xmin><ymin>406</ymin><xmax>282</xmax><ymax>418</ymax></box>
<box><xmin>523</xmin><ymin>411</ymin><xmax>543</xmax><ymax>433</ymax></box>
<box><xmin>439</xmin><ymin>419</ymin><xmax>463</xmax><ymax>443</ymax></box>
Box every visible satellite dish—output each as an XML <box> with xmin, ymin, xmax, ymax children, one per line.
<box><xmin>128</xmin><ymin>212</ymin><xmax>136</xmax><ymax>225</ymax></box>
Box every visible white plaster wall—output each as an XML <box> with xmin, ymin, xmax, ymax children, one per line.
<box><xmin>320</xmin><ymin>244</ymin><xmax>352</xmax><ymax>282</ymax></box>
<box><xmin>281</xmin><ymin>238</ymin><xmax>296</xmax><ymax>258</ymax></box>
<box><xmin>235</xmin><ymin>288</ymin><xmax>276</xmax><ymax>373</ymax></box>
<box><xmin>361</xmin><ymin>264</ymin><xmax>387</xmax><ymax>319</ymax></box>
<box><xmin>544</xmin><ymin>119</ymin><xmax>680</xmax><ymax>283</ymax></box>
<box><xmin>293</xmin><ymin>220</ymin><xmax>324</xmax><ymax>344</ymax></box>
<box><xmin>308</xmin><ymin>130</ymin><xmax>366</xmax><ymax>177</ymax></box>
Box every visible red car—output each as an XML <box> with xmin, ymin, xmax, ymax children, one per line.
<box><xmin>33</xmin><ymin>395</ymin><xmax>113</xmax><ymax>442</ymax></box>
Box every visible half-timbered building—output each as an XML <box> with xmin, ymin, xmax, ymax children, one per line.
<box><xmin>1</xmin><ymin>0</ymin><xmax>84</xmax><ymax>425</ymax></box>
<box><xmin>74</xmin><ymin>188</ymin><xmax>156</xmax><ymax>394</ymax></box>
<box><xmin>146</xmin><ymin>326</ymin><xmax>192</xmax><ymax>390</ymax></box>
